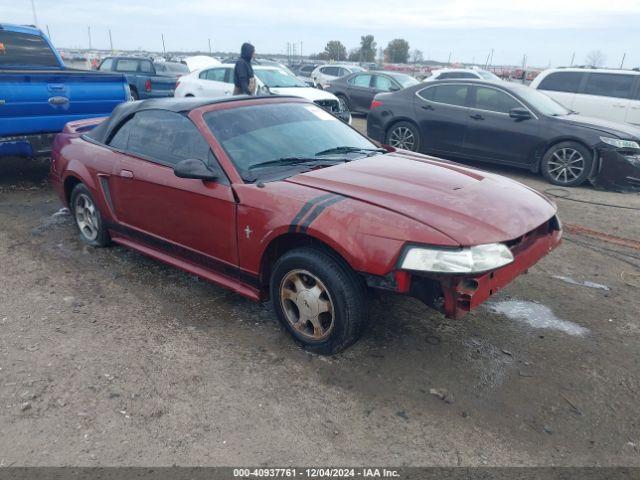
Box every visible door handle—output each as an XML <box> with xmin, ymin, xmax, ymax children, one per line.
<box><xmin>119</xmin><ymin>169</ymin><xmax>134</xmax><ymax>179</ymax></box>
<box><xmin>470</xmin><ymin>113</ymin><xmax>484</xmax><ymax>120</ymax></box>
<box><xmin>421</xmin><ymin>104</ymin><xmax>434</xmax><ymax>110</ymax></box>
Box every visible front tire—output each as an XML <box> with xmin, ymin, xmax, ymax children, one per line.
<box><xmin>541</xmin><ymin>141</ymin><xmax>592</xmax><ymax>187</ymax></box>
<box><xmin>70</xmin><ymin>183</ymin><xmax>110</xmax><ymax>247</ymax></box>
<box><xmin>336</xmin><ymin>94</ymin><xmax>350</xmax><ymax>112</ymax></box>
<box><xmin>386</xmin><ymin>121</ymin><xmax>420</xmax><ymax>152</ymax></box>
<box><xmin>270</xmin><ymin>247</ymin><xmax>368</xmax><ymax>355</ymax></box>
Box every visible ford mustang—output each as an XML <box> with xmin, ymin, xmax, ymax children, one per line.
<box><xmin>50</xmin><ymin>96</ymin><xmax>562</xmax><ymax>354</ymax></box>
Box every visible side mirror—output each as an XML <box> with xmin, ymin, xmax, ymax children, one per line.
<box><xmin>389</xmin><ymin>85</ymin><xmax>401</xmax><ymax>92</ymax></box>
<box><xmin>510</xmin><ymin>107</ymin><xmax>532</xmax><ymax>120</ymax></box>
<box><xmin>174</xmin><ymin>159</ymin><xmax>218</xmax><ymax>181</ymax></box>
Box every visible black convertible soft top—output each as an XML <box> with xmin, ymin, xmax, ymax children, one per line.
<box><xmin>85</xmin><ymin>95</ymin><xmax>301</xmax><ymax>144</ymax></box>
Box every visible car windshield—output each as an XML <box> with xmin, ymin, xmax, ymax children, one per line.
<box><xmin>477</xmin><ymin>70</ymin><xmax>501</xmax><ymax>81</ymax></box>
<box><xmin>255</xmin><ymin>69</ymin><xmax>306</xmax><ymax>87</ymax></box>
<box><xmin>391</xmin><ymin>74</ymin><xmax>420</xmax><ymax>87</ymax></box>
<box><xmin>205</xmin><ymin>103</ymin><xmax>377</xmax><ymax>180</ymax></box>
<box><xmin>514</xmin><ymin>86</ymin><xmax>571</xmax><ymax>116</ymax></box>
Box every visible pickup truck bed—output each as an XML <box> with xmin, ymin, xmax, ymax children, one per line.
<box><xmin>0</xmin><ymin>23</ymin><xmax>129</xmax><ymax>158</ymax></box>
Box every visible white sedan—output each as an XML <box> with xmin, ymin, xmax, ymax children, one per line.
<box><xmin>175</xmin><ymin>64</ymin><xmax>352</xmax><ymax>123</ymax></box>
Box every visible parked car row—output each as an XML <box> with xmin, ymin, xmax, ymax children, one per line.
<box><xmin>174</xmin><ymin>64</ymin><xmax>351</xmax><ymax>124</ymax></box>
<box><xmin>367</xmin><ymin>79</ymin><xmax>640</xmax><ymax>191</ymax></box>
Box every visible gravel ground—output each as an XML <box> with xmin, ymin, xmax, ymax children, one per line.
<box><xmin>0</xmin><ymin>125</ymin><xmax>639</xmax><ymax>466</ymax></box>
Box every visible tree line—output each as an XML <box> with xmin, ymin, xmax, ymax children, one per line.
<box><xmin>309</xmin><ymin>35</ymin><xmax>422</xmax><ymax>64</ymax></box>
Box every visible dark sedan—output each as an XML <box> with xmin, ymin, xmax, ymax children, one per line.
<box><xmin>326</xmin><ymin>71</ymin><xmax>419</xmax><ymax>114</ymax></box>
<box><xmin>367</xmin><ymin>80</ymin><xmax>640</xmax><ymax>190</ymax></box>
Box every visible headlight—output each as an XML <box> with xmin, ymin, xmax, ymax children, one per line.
<box><xmin>400</xmin><ymin>243</ymin><xmax>514</xmax><ymax>274</ymax></box>
<box><xmin>600</xmin><ymin>136</ymin><xmax>640</xmax><ymax>150</ymax></box>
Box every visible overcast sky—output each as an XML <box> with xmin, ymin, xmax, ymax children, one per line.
<box><xmin>4</xmin><ymin>0</ymin><xmax>640</xmax><ymax>68</ymax></box>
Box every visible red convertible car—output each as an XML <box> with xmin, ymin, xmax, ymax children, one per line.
<box><xmin>50</xmin><ymin>96</ymin><xmax>561</xmax><ymax>354</ymax></box>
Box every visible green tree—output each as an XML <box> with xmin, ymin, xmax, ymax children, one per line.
<box><xmin>411</xmin><ymin>49</ymin><xmax>424</xmax><ymax>63</ymax></box>
<box><xmin>384</xmin><ymin>39</ymin><xmax>410</xmax><ymax>63</ymax></box>
<box><xmin>324</xmin><ymin>40</ymin><xmax>347</xmax><ymax>61</ymax></box>
<box><xmin>348</xmin><ymin>48</ymin><xmax>361</xmax><ymax>62</ymax></box>
<box><xmin>360</xmin><ymin>35</ymin><xmax>377</xmax><ymax>62</ymax></box>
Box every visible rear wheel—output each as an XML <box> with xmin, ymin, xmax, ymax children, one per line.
<box><xmin>70</xmin><ymin>184</ymin><xmax>110</xmax><ymax>247</ymax></box>
<box><xmin>541</xmin><ymin>141</ymin><xmax>592</xmax><ymax>187</ymax></box>
<box><xmin>130</xmin><ymin>86</ymin><xmax>139</xmax><ymax>100</ymax></box>
<box><xmin>270</xmin><ymin>247</ymin><xmax>368</xmax><ymax>354</ymax></box>
<box><xmin>386</xmin><ymin>121</ymin><xmax>420</xmax><ymax>152</ymax></box>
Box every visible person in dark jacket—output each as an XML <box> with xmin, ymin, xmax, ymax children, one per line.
<box><xmin>233</xmin><ymin>43</ymin><xmax>256</xmax><ymax>95</ymax></box>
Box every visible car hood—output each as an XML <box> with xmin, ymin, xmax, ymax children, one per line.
<box><xmin>285</xmin><ymin>152</ymin><xmax>556</xmax><ymax>246</ymax></box>
<box><xmin>268</xmin><ymin>86</ymin><xmax>339</xmax><ymax>102</ymax></box>
<box><xmin>555</xmin><ymin>114</ymin><xmax>640</xmax><ymax>139</ymax></box>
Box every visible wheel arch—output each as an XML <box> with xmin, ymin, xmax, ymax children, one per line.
<box><xmin>62</xmin><ymin>174</ymin><xmax>83</xmax><ymax>206</ymax></box>
<box><xmin>258</xmin><ymin>232</ymin><xmax>356</xmax><ymax>289</ymax></box>
<box><xmin>384</xmin><ymin>116</ymin><xmax>420</xmax><ymax>139</ymax></box>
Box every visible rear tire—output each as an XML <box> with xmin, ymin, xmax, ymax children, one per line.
<box><xmin>70</xmin><ymin>183</ymin><xmax>111</xmax><ymax>247</ymax></box>
<box><xmin>130</xmin><ymin>87</ymin><xmax>139</xmax><ymax>100</ymax></box>
<box><xmin>386</xmin><ymin>121</ymin><xmax>421</xmax><ymax>152</ymax></box>
<box><xmin>541</xmin><ymin>141</ymin><xmax>592</xmax><ymax>187</ymax></box>
<box><xmin>270</xmin><ymin>247</ymin><xmax>368</xmax><ymax>355</ymax></box>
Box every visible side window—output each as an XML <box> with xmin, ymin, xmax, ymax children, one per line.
<box><xmin>154</xmin><ymin>63</ymin><xmax>165</xmax><ymax>72</ymax></box>
<box><xmin>538</xmin><ymin>72</ymin><xmax>584</xmax><ymax>93</ymax></box>
<box><xmin>424</xmin><ymin>85</ymin><xmax>469</xmax><ymax>107</ymax></box>
<box><xmin>115</xmin><ymin>59</ymin><xmax>139</xmax><ymax>72</ymax></box>
<box><xmin>126</xmin><ymin>110</ymin><xmax>212</xmax><ymax>166</ymax></box>
<box><xmin>108</xmin><ymin>117</ymin><xmax>135</xmax><ymax>150</ymax></box>
<box><xmin>349</xmin><ymin>74</ymin><xmax>372</xmax><ymax>87</ymax></box>
<box><xmin>224</xmin><ymin>68</ymin><xmax>234</xmax><ymax>83</ymax></box>
<box><xmin>417</xmin><ymin>87</ymin><xmax>435</xmax><ymax>101</ymax></box>
<box><xmin>338</xmin><ymin>68</ymin><xmax>349</xmax><ymax>77</ymax></box>
<box><xmin>374</xmin><ymin>75</ymin><xmax>395</xmax><ymax>91</ymax></box>
<box><xmin>474</xmin><ymin>87</ymin><xmax>521</xmax><ymax>113</ymax></box>
<box><xmin>203</xmin><ymin>68</ymin><xmax>226</xmax><ymax>82</ymax></box>
<box><xmin>584</xmin><ymin>73</ymin><xmax>634</xmax><ymax>99</ymax></box>
<box><xmin>323</xmin><ymin>66</ymin><xmax>338</xmax><ymax>77</ymax></box>
<box><xmin>99</xmin><ymin>58</ymin><xmax>114</xmax><ymax>71</ymax></box>
<box><xmin>140</xmin><ymin>60</ymin><xmax>153</xmax><ymax>73</ymax></box>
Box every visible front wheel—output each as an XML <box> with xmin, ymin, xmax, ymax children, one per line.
<box><xmin>386</xmin><ymin>121</ymin><xmax>421</xmax><ymax>152</ymax></box>
<box><xmin>270</xmin><ymin>247</ymin><xmax>368</xmax><ymax>355</ymax></box>
<box><xmin>541</xmin><ymin>141</ymin><xmax>593</xmax><ymax>187</ymax></box>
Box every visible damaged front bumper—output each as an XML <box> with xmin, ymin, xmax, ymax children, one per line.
<box><xmin>366</xmin><ymin>216</ymin><xmax>562</xmax><ymax>319</ymax></box>
<box><xmin>591</xmin><ymin>148</ymin><xmax>640</xmax><ymax>192</ymax></box>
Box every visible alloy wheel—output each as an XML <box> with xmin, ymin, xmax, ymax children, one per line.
<box><xmin>279</xmin><ymin>269</ymin><xmax>335</xmax><ymax>341</ymax></box>
<box><xmin>546</xmin><ymin>148</ymin><xmax>585</xmax><ymax>184</ymax></box>
<box><xmin>389</xmin><ymin>126</ymin><xmax>416</xmax><ymax>150</ymax></box>
<box><xmin>74</xmin><ymin>193</ymin><xmax>99</xmax><ymax>241</ymax></box>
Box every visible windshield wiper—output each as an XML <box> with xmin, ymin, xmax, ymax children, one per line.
<box><xmin>314</xmin><ymin>146</ymin><xmax>387</xmax><ymax>157</ymax></box>
<box><xmin>248</xmin><ymin>157</ymin><xmax>345</xmax><ymax>171</ymax></box>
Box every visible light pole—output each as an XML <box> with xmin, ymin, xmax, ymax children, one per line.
<box><xmin>30</xmin><ymin>0</ymin><xmax>39</xmax><ymax>27</ymax></box>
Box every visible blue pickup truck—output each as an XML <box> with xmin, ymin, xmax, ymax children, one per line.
<box><xmin>0</xmin><ymin>23</ymin><xmax>129</xmax><ymax>158</ymax></box>
<box><xmin>97</xmin><ymin>56</ymin><xmax>179</xmax><ymax>100</ymax></box>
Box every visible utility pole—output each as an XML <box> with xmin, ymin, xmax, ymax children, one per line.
<box><xmin>447</xmin><ymin>52</ymin><xmax>452</xmax><ymax>65</ymax></box>
<box><xmin>46</xmin><ymin>24</ymin><xmax>51</xmax><ymax>40</ymax></box>
<box><xmin>108</xmin><ymin>29</ymin><xmax>114</xmax><ymax>52</ymax></box>
<box><xmin>620</xmin><ymin>53</ymin><xmax>626</xmax><ymax>69</ymax></box>
<box><xmin>161</xmin><ymin>34</ymin><xmax>166</xmax><ymax>54</ymax></box>
<box><xmin>30</xmin><ymin>0</ymin><xmax>39</xmax><ymax>27</ymax></box>
<box><xmin>300</xmin><ymin>41</ymin><xmax>303</xmax><ymax>61</ymax></box>
<box><xmin>570</xmin><ymin>52</ymin><xmax>575</xmax><ymax>66</ymax></box>
<box><xmin>87</xmin><ymin>26</ymin><xmax>92</xmax><ymax>50</ymax></box>
<box><xmin>208</xmin><ymin>38</ymin><xmax>212</xmax><ymax>55</ymax></box>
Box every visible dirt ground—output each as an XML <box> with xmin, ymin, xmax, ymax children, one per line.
<box><xmin>1</xmin><ymin>121</ymin><xmax>639</xmax><ymax>466</ymax></box>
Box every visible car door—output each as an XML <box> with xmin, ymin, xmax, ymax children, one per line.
<box><xmin>413</xmin><ymin>83</ymin><xmax>472</xmax><ymax>155</ymax></box>
<box><xmin>197</xmin><ymin>67</ymin><xmax>232</xmax><ymax>96</ymax></box>
<box><xmin>535</xmin><ymin>71</ymin><xmax>584</xmax><ymax>111</ymax></box>
<box><xmin>346</xmin><ymin>74</ymin><xmax>373</xmax><ymax>112</ymax></box>
<box><xmin>572</xmin><ymin>73</ymin><xmax>634</xmax><ymax>123</ymax></box>
<box><xmin>464</xmin><ymin>85</ymin><xmax>541</xmax><ymax>165</ymax></box>
<box><xmin>106</xmin><ymin>110</ymin><xmax>237</xmax><ymax>266</ymax></box>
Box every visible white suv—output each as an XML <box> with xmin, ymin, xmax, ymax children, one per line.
<box><xmin>530</xmin><ymin>68</ymin><xmax>640</xmax><ymax>126</ymax></box>
<box><xmin>311</xmin><ymin>64</ymin><xmax>365</xmax><ymax>89</ymax></box>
